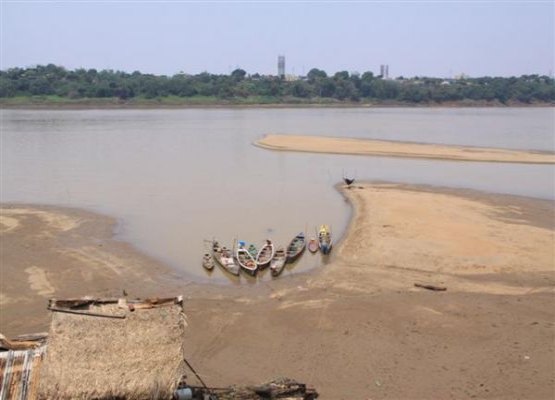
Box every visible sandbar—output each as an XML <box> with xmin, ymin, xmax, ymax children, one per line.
<box><xmin>1</xmin><ymin>185</ymin><xmax>554</xmax><ymax>399</ymax></box>
<box><xmin>256</xmin><ymin>134</ymin><xmax>555</xmax><ymax>164</ymax></box>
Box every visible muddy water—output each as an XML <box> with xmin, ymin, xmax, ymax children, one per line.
<box><xmin>2</xmin><ymin>108</ymin><xmax>554</xmax><ymax>283</ymax></box>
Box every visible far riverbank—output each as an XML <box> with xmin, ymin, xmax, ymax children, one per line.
<box><xmin>1</xmin><ymin>96</ymin><xmax>553</xmax><ymax>109</ymax></box>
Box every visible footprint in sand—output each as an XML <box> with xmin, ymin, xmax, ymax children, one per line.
<box><xmin>25</xmin><ymin>266</ymin><xmax>55</xmax><ymax>297</ymax></box>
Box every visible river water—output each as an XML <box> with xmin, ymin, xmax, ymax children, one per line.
<box><xmin>2</xmin><ymin>107</ymin><xmax>554</xmax><ymax>283</ymax></box>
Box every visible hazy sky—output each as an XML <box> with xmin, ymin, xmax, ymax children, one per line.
<box><xmin>1</xmin><ymin>1</ymin><xmax>553</xmax><ymax>78</ymax></box>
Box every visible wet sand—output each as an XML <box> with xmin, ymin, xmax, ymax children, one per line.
<box><xmin>1</xmin><ymin>184</ymin><xmax>554</xmax><ymax>399</ymax></box>
<box><xmin>256</xmin><ymin>134</ymin><xmax>555</xmax><ymax>164</ymax></box>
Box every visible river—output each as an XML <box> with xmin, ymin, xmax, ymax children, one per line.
<box><xmin>2</xmin><ymin>107</ymin><xmax>553</xmax><ymax>283</ymax></box>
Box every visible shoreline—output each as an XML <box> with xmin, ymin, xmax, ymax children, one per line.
<box><xmin>1</xmin><ymin>101</ymin><xmax>554</xmax><ymax>110</ymax></box>
<box><xmin>2</xmin><ymin>183</ymin><xmax>553</xmax><ymax>330</ymax></box>
<box><xmin>255</xmin><ymin>134</ymin><xmax>555</xmax><ymax>164</ymax></box>
<box><xmin>1</xmin><ymin>184</ymin><xmax>554</xmax><ymax>398</ymax></box>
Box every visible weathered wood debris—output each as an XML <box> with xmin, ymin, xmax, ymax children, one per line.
<box><xmin>414</xmin><ymin>283</ymin><xmax>447</xmax><ymax>291</ymax></box>
<box><xmin>185</xmin><ymin>377</ymin><xmax>318</xmax><ymax>399</ymax></box>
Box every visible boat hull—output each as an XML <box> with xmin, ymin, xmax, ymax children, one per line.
<box><xmin>212</xmin><ymin>240</ymin><xmax>240</xmax><ymax>276</ymax></box>
<box><xmin>308</xmin><ymin>239</ymin><xmax>319</xmax><ymax>253</ymax></box>
<box><xmin>318</xmin><ymin>225</ymin><xmax>332</xmax><ymax>255</ymax></box>
<box><xmin>270</xmin><ymin>260</ymin><xmax>286</xmax><ymax>277</ymax></box>
<box><xmin>320</xmin><ymin>243</ymin><xmax>332</xmax><ymax>255</ymax></box>
<box><xmin>286</xmin><ymin>232</ymin><xmax>306</xmax><ymax>262</ymax></box>
<box><xmin>256</xmin><ymin>241</ymin><xmax>275</xmax><ymax>268</ymax></box>
<box><xmin>214</xmin><ymin>255</ymin><xmax>240</xmax><ymax>276</ymax></box>
<box><xmin>236</xmin><ymin>244</ymin><xmax>258</xmax><ymax>276</ymax></box>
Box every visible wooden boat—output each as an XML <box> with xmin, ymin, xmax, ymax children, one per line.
<box><xmin>256</xmin><ymin>239</ymin><xmax>275</xmax><ymax>268</ymax></box>
<box><xmin>202</xmin><ymin>253</ymin><xmax>215</xmax><ymax>271</ymax></box>
<box><xmin>318</xmin><ymin>225</ymin><xmax>332</xmax><ymax>254</ymax></box>
<box><xmin>236</xmin><ymin>241</ymin><xmax>258</xmax><ymax>275</ymax></box>
<box><xmin>212</xmin><ymin>240</ymin><xmax>240</xmax><ymax>276</ymax></box>
<box><xmin>270</xmin><ymin>247</ymin><xmax>286</xmax><ymax>277</ymax></box>
<box><xmin>308</xmin><ymin>237</ymin><xmax>319</xmax><ymax>253</ymax></box>
<box><xmin>286</xmin><ymin>232</ymin><xmax>306</xmax><ymax>262</ymax></box>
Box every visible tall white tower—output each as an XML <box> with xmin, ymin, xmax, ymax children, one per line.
<box><xmin>278</xmin><ymin>55</ymin><xmax>285</xmax><ymax>78</ymax></box>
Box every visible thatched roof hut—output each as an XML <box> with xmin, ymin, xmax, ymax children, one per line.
<box><xmin>38</xmin><ymin>296</ymin><xmax>186</xmax><ymax>400</ymax></box>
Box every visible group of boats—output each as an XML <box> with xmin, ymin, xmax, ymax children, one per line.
<box><xmin>202</xmin><ymin>225</ymin><xmax>333</xmax><ymax>277</ymax></box>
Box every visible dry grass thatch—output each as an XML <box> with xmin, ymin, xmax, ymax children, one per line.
<box><xmin>38</xmin><ymin>297</ymin><xmax>186</xmax><ymax>400</ymax></box>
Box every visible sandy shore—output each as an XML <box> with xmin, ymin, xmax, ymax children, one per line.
<box><xmin>255</xmin><ymin>134</ymin><xmax>555</xmax><ymax>164</ymax></box>
<box><xmin>0</xmin><ymin>205</ymin><xmax>189</xmax><ymax>335</ymax></box>
<box><xmin>1</xmin><ymin>185</ymin><xmax>554</xmax><ymax>399</ymax></box>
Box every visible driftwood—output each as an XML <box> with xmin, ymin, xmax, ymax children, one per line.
<box><xmin>185</xmin><ymin>378</ymin><xmax>318</xmax><ymax>400</ymax></box>
<box><xmin>0</xmin><ymin>333</ymin><xmax>44</xmax><ymax>350</ymax></box>
<box><xmin>414</xmin><ymin>283</ymin><xmax>447</xmax><ymax>291</ymax></box>
<box><xmin>14</xmin><ymin>332</ymin><xmax>48</xmax><ymax>341</ymax></box>
<box><xmin>48</xmin><ymin>298</ymin><xmax>120</xmax><ymax>310</ymax></box>
<box><xmin>48</xmin><ymin>296</ymin><xmax>182</xmax><ymax>310</ymax></box>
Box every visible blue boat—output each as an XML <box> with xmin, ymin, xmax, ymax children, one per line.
<box><xmin>318</xmin><ymin>225</ymin><xmax>332</xmax><ymax>254</ymax></box>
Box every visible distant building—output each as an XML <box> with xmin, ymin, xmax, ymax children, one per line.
<box><xmin>278</xmin><ymin>55</ymin><xmax>285</xmax><ymax>78</ymax></box>
<box><xmin>380</xmin><ymin>64</ymin><xmax>390</xmax><ymax>79</ymax></box>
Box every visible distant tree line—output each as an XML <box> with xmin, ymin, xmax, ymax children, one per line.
<box><xmin>1</xmin><ymin>64</ymin><xmax>554</xmax><ymax>104</ymax></box>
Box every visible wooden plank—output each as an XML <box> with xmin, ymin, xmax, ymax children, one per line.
<box><xmin>48</xmin><ymin>307</ymin><xmax>126</xmax><ymax>319</ymax></box>
<box><xmin>13</xmin><ymin>334</ymin><xmax>47</xmax><ymax>342</ymax></box>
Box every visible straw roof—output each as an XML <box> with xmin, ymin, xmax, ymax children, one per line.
<box><xmin>38</xmin><ymin>297</ymin><xmax>186</xmax><ymax>400</ymax></box>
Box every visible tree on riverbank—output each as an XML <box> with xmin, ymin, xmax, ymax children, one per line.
<box><xmin>1</xmin><ymin>64</ymin><xmax>553</xmax><ymax>105</ymax></box>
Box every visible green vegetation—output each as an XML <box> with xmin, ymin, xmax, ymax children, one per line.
<box><xmin>1</xmin><ymin>64</ymin><xmax>554</xmax><ymax>106</ymax></box>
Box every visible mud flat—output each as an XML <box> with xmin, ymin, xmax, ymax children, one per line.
<box><xmin>1</xmin><ymin>184</ymin><xmax>554</xmax><ymax>399</ymax></box>
<box><xmin>256</xmin><ymin>134</ymin><xmax>555</xmax><ymax>164</ymax></box>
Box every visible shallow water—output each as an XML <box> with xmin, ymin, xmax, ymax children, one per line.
<box><xmin>2</xmin><ymin>108</ymin><xmax>554</xmax><ymax>283</ymax></box>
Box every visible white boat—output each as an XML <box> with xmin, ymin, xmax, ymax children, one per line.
<box><xmin>236</xmin><ymin>240</ymin><xmax>258</xmax><ymax>275</ymax></box>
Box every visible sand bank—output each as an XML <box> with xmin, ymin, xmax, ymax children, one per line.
<box><xmin>256</xmin><ymin>134</ymin><xmax>555</xmax><ymax>164</ymax></box>
<box><xmin>324</xmin><ymin>183</ymin><xmax>555</xmax><ymax>295</ymax></box>
<box><xmin>0</xmin><ymin>205</ymin><xmax>186</xmax><ymax>335</ymax></box>
<box><xmin>1</xmin><ymin>186</ymin><xmax>554</xmax><ymax>399</ymax></box>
